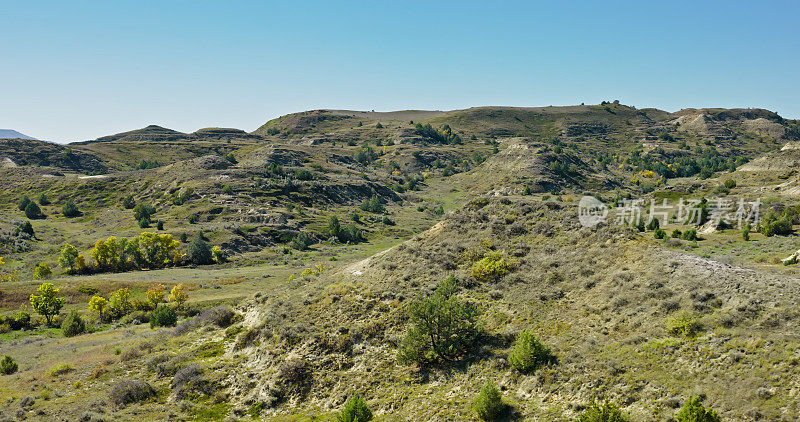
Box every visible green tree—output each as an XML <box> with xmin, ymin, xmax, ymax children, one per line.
<box><xmin>39</xmin><ymin>193</ymin><xmax>50</xmax><ymax>205</ymax></box>
<box><xmin>25</xmin><ymin>201</ymin><xmax>42</xmax><ymax>219</ymax></box>
<box><xmin>122</xmin><ymin>194</ymin><xmax>136</xmax><ymax>209</ymax></box>
<box><xmin>676</xmin><ymin>396</ymin><xmax>721</xmax><ymax>422</ymax></box>
<box><xmin>61</xmin><ymin>310</ymin><xmax>86</xmax><ymax>337</ymax></box>
<box><xmin>397</xmin><ymin>276</ymin><xmax>482</xmax><ymax>364</ymax></box>
<box><xmin>473</xmin><ymin>381</ymin><xmax>505</xmax><ymax>421</ymax></box>
<box><xmin>14</xmin><ymin>220</ymin><xmax>34</xmax><ymax>238</ymax></box>
<box><xmin>30</xmin><ymin>282</ymin><xmax>65</xmax><ymax>325</ymax></box>
<box><xmin>59</xmin><ymin>244</ymin><xmax>80</xmax><ymax>273</ymax></box>
<box><xmin>88</xmin><ymin>295</ymin><xmax>109</xmax><ymax>321</ymax></box>
<box><xmin>0</xmin><ymin>356</ymin><xmax>18</xmax><ymax>375</ymax></box>
<box><xmin>62</xmin><ymin>200</ymin><xmax>80</xmax><ymax>217</ymax></box>
<box><xmin>150</xmin><ymin>305</ymin><xmax>177</xmax><ymax>327</ymax></box>
<box><xmin>336</xmin><ymin>393</ymin><xmax>373</xmax><ymax>422</ymax></box>
<box><xmin>133</xmin><ymin>203</ymin><xmax>156</xmax><ymax>222</ymax></box>
<box><xmin>18</xmin><ymin>196</ymin><xmax>31</xmax><ymax>211</ymax></box>
<box><xmin>187</xmin><ymin>232</ymin><xmax>213</xmax><ymax>265</ymax></box>
<box><xmin>107</xmin><ymin>288</ymin><xmax>133</xmax><ymax>319</ymax></box>
<box><xmin>508</xmin><ymin>330</ymin><xmax>554</xmax><ymax>374</ymax></box>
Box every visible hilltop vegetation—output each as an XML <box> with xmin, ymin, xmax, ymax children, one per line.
<box><xmin>1</xmin><ymin>103</ymin><xmax>800</xmax><ymax>420</ymax></box>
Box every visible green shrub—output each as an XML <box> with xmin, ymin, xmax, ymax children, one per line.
<box><xmin>0</xmin><ymin>356</ymin><xmax>18</xmax><ymax>375</ymax></box>
<box><xmin>294</xmin><ymin>169</ymin><xmax>313</xmax><ymax>181</ymax></box>
<box><xmin>682</xmin><ymin>229</ymin><xmax>698</xmax><ymax>241</ymax></box>
<box><xmin>187</xmin><ymin>232</ymin><xmax>213</xmax><ymax>265</ymax></box>
<box><xmin>472</xmin><ymin>381</ymin><xmax>505</xmax><ymax>421</ymax></box>
<box><xmin>138</xmin><ymin>216</ymin><xmax>151</xmax><ymax>228</ymax></box>
<box><xmin>577</xmin><ymin>401</ymin><xmax>629</xmax><ymax>422</ymax></box>
<box><xmin>14</xmin><ymin>220</ymin><xmax>34</xmax><ymax>238</ymax></box>
<box><xmin>39</xmin><ymin>193</ymin><xmax>50</xmax><ymax>206</ymax></box>
<box><xmin>133</xmin><ymin>203</ymin><xmax>156</xmax><ymax>222</ymax></box>
<box><xmin>25</xmin><ymin>201</ymin><xmax>42</xmax><ymax>219</ymax></box>
<box><xmin>290</xmin><ymin>232</ymin><xmax>314</xmax><ymax>251</ymax></box>
<box><xmin>109</xmin><ymin>379</ymin><xmax>155</xmax><ymax>406</ymax></box>
<box><xmin>61</xmin><ymin>310</ymin><xmax>85</xmax><ymax>337</ymax></box>
<box><xmin>508</xmin><ymin>330</ymin><xmax>554</xmax><ymax>374</ymax></box>
<box><xmin>156</xmin><ymin>220</ymin><xmax>164</xmax><ymax>230</ymax></box>
<box><xmin>667</xmin><ymin>311</ymin><xmax>703</xmax><ymax>338</ymax></box>
<box><xmin>723</xmin><ymin>179</ymin><xmax>736</xmax><ymax>189</ymax></box>
<box><xmin>470</xmin><ymin>251</ymin><xmax>513</xmax><ymax>282</ymax></box>
<box><xmin>397</xmin><ymin>276</ymin><xmax>481</xmax><ymax>364</ymax></box>
<box><xmin>150</xmin><ymin>305</ymin><xmax>177</xmax><ymax>328</ymax></box>
<box><xmin>654</xmin><ymin>228</ymin><xmax>666</xmax><ymax>239</ymax></box>
<box><xmin>122</xmin><ymin>195</ymin><xmax>136</xmax><ymax>209</ymax></box>
<box><xmin>646</xmin><ymin>218</ymin><xmax>660</xmax><ymax>231</ymax></box>
<box><xmin>758</xmin><ymin>210</ymin><xmax>793</xmax><ymax>237</ymax></box>
<box><xmin>33</xmin><ymin>263</ymin><xmax>52</xmax><ymax>279</ymax></box>
<box><xmin>336</xmin><ymin>393</ymin><xmax>373</xmax><ymax>422</ymax></box>
<box><xmin>742</xmin><ymin>223</ymin><xmax>750</xmax><ymax>241</ymax></box>
<box><xmin>18</xmin><ymin>196</ymin><xmax>31</xmax><ymax>211</ymax></box>
<box><xmin>62</xmin><ymin>200</ymin><xmax>80</xmax><ymax>217</ymax></box>
<box><xmin>671</xmin><ymin>229</ymin><xmax>682</xmax><ymax>238</ymax></box>
<box><xmin>676</xmin><ymin>396</ymin><xmax>721</xmax><ymax>422</ymax></box>
<box><xmin>221</xmin><ymin>184</ymin><xmax>233</xmax><ymax>194</ymax></box>
<box><xmin>360</xmin><ymin>196</ymin><xmax>385</xmax><ymax>213</ymax></box>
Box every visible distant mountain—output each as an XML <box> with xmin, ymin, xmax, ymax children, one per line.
<box><xmin>0</xmin><ymin>129</ymin><xmax>38</xmax><ymax>140</ymax></box>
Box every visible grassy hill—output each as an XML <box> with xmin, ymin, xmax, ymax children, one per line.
<box><xmin>1</xmin><ymin>103</ymin><xmax>800</xmax><ymax>421</ymax></box>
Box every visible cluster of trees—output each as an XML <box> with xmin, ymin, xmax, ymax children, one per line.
<box><xmin>133</xmin><ymin>203</ymin><xmax>157</xmax><ymax>228</ymax></box>
<box><xmin>18</xmin><ymin>195</ymin><xmax>42</xmax><ymax>219</ymax></box>
<box><xmin>57</xmin><ymin>232</ymin><xmax>216</xmax><ymax>276</ymax></box>
<box><xmin>360</xmin><ymin>196</ymin><xmax>385</xmax><ymax>213</ymax></box>
<box><xmin>621</xmin><ymin>147</ymin><xmax>747</xmax><ymax>180</ymax></box>
<box><xmin>19</xmin><ymin>195</ymin><xmax>81</xmax><ymax>219</ymax></box>
<box><xmin>88</xmin><ymin>283</ymin><xmax>187</xmax><ymax>323</ymax></box>
<box><xmin>90</xmin><ymin>233</ymin><xmax>181</xmax><ymax>271</ymax></box>
<box><xmin>327</xmin><ymin>216</ymin><xmax>364</xmax><ymax>244</ymax></box>
<box><xmin>413</xmin><ymin>123</ymin><xmax>462</xmax><ymax>145</ymax></box>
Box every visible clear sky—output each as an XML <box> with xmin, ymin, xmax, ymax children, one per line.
<box><xmin>1</xmin><ymin>1</ymin><xmax>798</xmax><ymax>143</ymax></box>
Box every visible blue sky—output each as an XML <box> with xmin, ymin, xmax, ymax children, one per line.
<box><xmin>1</xmin><ymin>0</ymin><xmax>798</xmax><ymax>143</ymax></box>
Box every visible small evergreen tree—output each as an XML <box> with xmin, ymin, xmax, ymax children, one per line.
<box><xmin>39</xmin><ymin>193</ymin><xmax>51</xmax><ymax>205</ymax></box>
<box><xmin>508</xmin><ymin>330</ymin><xmax>554</xmax><ymax>374</ymax></box>
<box><xmin>0</xmin><ymin>356</ymin><xmax>18</xmax><ymax>375</ymax></box>
<box><xmin>150</xmin><ymin>305</ymin><xmax>177</xmax><ymax>328</ymax></box>
<box><xmin>336</xmin><ymin>393</ymin><xmax>373</xmax><ymax>422</ymax></box>
<box><xmin>62</xmin><ymin>200</ymin><xmax>80</xmax><ymax>217</ymax></box>
<box><xmin>15</xmin><ymin>221</ymin><xmax>34</xmax><ymax>238</ymax></box>
<box><xmin>577</xmin><ymin>401</ymin><xmax>629</xmax><ymax>422</ymax></box>
<box><xmin>25</xmin><ymin>201</ymin><xmax>42</xmax><ymax>219</ymax></box>
<box><xmin>397</xmin><ymin>276</ymin><xmax>481</xmax><ymax>364</ymax></box>
<box><xmin>187</xmin><ymin>232</ymin><xmax>213</xmax><ymax>265</ymax></box>
<box><xmin>61</xmin><ymin>310</ymin><xmax>86</xmax><ymax>337</ymax></box>
<box><xmin>676</xmin><ymin>396</ymin><xmax>721</xmax><ymax>422</ymax></box>
<box><xmin>18</xmin><ymin>196</ymin><xmax>31</xmax><ymax>211</ymax></box>
<box><xmin>122</xmin><ymin>195</ymin><xmax>136</xmax><ymax>209</ymax></box>
<box><xmin>472</xmin><ymin>381</ymin><xmax>505</xmax><ymax>421</ymax></box>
